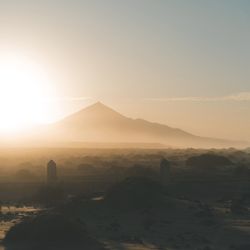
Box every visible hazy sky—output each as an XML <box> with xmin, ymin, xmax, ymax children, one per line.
<box><xmin>0</xmin><ymin>0</ymin><xmax>250</xmax><ymax>140</ymax></box>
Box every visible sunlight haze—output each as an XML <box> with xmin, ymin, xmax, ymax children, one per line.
<box><xmin>0</xmin><ymin>53</ymin><xmax>57</xmax><ymax>131</ymax></box>
<box><xmin>0</xmin><ymin>2</ymin><xmax>250</xmax><ymax>249</ymax></box>
<box><xmin>0</xmin><ymin>0</ymin><xmax>249</xmax><ymax>141</ymax></box>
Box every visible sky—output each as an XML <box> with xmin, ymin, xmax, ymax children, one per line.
<box><xmin>0</xmin><ymin>0</ymin><xmax>250</xmax><ymax>140</ymax></box>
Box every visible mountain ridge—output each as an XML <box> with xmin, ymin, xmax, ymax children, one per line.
<box><xmin>42</xmin><ymin>102</ymin><xmax>247</xmax><ymax>148</ymax></box>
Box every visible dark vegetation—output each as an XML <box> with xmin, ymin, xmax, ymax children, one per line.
<box><xmin>0</xmin><ymin>147</ymin><xmax>249</xmax><ymax>249</ymax></box>
<box><xmin>104</xmin><ymin>177</ymin><xmax>164</xmax><ymax>211</ymax></box>
<box><xmin>186</xmin><ymin>153</ymin><xmax>233</xmax><ymax>170</ymax></box>
<box><xmin>4</xmin><ymin>213</ymin><xmax>105</xmax><ymax>250</ymax></box>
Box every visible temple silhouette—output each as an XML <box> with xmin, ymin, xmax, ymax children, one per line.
<box><xmin>47</xmin><ymin>160</ymin><xmax>57</xmax><ymax>183</ymax></box>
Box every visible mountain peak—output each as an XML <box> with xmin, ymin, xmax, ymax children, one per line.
<box><xmin>87</xmin><ymin>101</ymin><xmax>109</xmax><ymax>110</ymax></box>
<box><xmin>61</xmin><ymin>101</ymin><xmax>125</xmax><ymax>124</ymax></box>
<box><xmin>84</xmin><ymin>101</ymin><xmax>120</xmax><ymax>114</ymax></box>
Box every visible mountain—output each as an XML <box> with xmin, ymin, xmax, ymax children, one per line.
<box><xmin>40</xmin><ymin>102</ymin><xmax>246</xmax><ymax>148</ymax></box>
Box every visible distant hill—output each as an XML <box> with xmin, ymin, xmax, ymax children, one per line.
<box><xmin>40</xmin><ymin>102</ymin><xmax>246</xmax><ymax>148</ymax></box>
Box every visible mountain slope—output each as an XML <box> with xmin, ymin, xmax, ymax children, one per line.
<box><xmin>43</xmin><ymin>102</ymin><xmax>245</xmax><ymax>148</ymax></box>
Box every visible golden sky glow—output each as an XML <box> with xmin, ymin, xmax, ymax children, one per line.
<box><xmin>0</xmin><ymin>1</ymin><xmax>249</xmax><ymax>141</ymax></box>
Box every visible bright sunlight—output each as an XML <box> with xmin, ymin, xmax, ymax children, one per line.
<box><xmin>0</xmin><ymin>54</ymin><xmax>56</xmax><ymax>132</ymax></box>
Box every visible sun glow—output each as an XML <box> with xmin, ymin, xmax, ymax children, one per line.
<box><xmin>0</xmin><ymin>55</ymin><xmax>56</xmax><ymax>132</ymax></box>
